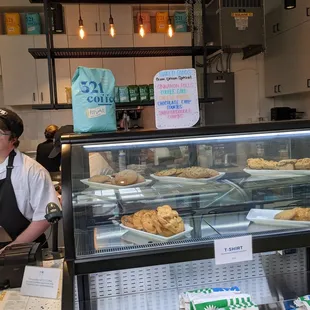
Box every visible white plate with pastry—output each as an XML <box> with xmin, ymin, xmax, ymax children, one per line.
<box><xmin>81</xmin><ymin>178</ymin><xmax>153</xmax><ymax>189</ymax></box>
<box><xmin>119</xmin><ymin>223</ymin><xmax>193</xmax><ymax>242</ymax></box>
<box><xmin>150</xmin><ymin>172</ymin><xmax>225</xmax><ymax>184</ymax></box>
<box><xmin>243</xmin><ymin>169</ymin><xmax>297</xmax><ymax>177</ymax></box>
<box><xmin>247</xmin><ymin>209</ymin><xmax>310</xmax><ymax>227</ymax></box>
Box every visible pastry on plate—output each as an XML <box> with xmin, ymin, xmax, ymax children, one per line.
<box><xmin>262</xmin><ymin>160</ymin><xmax>277</xmax><ymax>170</ymax></box>
<box><xmin>115</xmin><ymin>169</ymin><xmax>138</xmax><ymax>186</ymax></box>
<box><xmin>89</xmin><ymin>175</ymin><xmax>111</xmax><ymax>183</ymax></box>
<box><xmin>181</xmin><ymin>167</ymin><xmax>219</xmax><ymax>179</ymax></box>
<box><xmin>247</xmin><ymin>158</ymin><xmax>264</xmax><ymax>170</ymax></box>
<box><xmin>276</xmin><ymin>159</ymin><xmax>297</xmax><ymax>170</ymax></box>
<box><xmin>155</xmin><ymin>168</ymin><xmax>177</xmax><ymax>177</ymax></box>
<box><xmin>121</xmin><ymin>215</ymin><xmax>135</xmax><ymax>228</ymax></box>
<box><xmin>274</xmin><ymin>209</ymin><xmax>297</xmax><ymax>220</ymax></box>
<box><xmin>295</xmin><ymin>158</ymin><xmax>310</xmax><ymax>170</ymax></box>
<box><xmin>136</xmin><ymin>174</ymin><xmax>146</xmax><ymax>184</ymax></box>
<box><xmin>292</xmin><ymin>207</ymin><xmax>310</xmax><ymax>221</ymax></box>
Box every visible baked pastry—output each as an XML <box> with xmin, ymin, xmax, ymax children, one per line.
<box><xmin>181</xmin><ymin>167</ymin><xmax>219</xmax><ymax>179</ymax></box>
<box><xmin>121</xmin><ymin>215</ymin><xmax>135</xmax><ymax>228</ymax></box>
<box><xmin>276</xmin><ymin>159</ymin><xmax>297</xmax><ymax>170</ymax></box>
<box><xmin>155</xmin><ymin>168</ymin><xmax>177</xmax><ymax>177</ymax></box>
<box><xmin>247</xmin><ymin>158</ymin><xmax>264</xmax><ymax>170</ymax></box>
<box><xmin>262</xmin><ymin>160</ymin><xmax>277</xmax><ymax>170</ymax></box>
<box><xmin>292</xmin><ymin>208</ymin><xmax>310</xmax><ymax>221</ymax></box>
<box><xmin>295</xmin><ymin>158</ymin><xmax>310</xmax><ymax>170</ymax></box>
<box><xmin>115</xmin><ymin>169</ymin><xmax>138</xmax><ymax>186</ymax></box>
<box><xmin>274</xmin><ymin>209</ymin><xmax>297</xmax><ymax>220</ymax></box>
<box><xmin>136</xmin><ymin>174</ymin><xmax>146</xmax><ymax>184</ymax></box>
<box><xmin>132</xmin><ymin>210</ymin><xmax>148</xmax><ymax>230</ymax></box>
<box><xmin>89</xmin><ymin>175</ymin><xmax>111</xmax><ymax>183</ymax></box>
<box><xmin>121</xmin><ymin>205</ymin><xmax>185</xmax><ymax>236</ymax></box>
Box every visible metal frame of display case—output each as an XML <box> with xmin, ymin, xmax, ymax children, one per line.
<box><xmin>61</xmin><ymin>120</ymin><xmax>310</xmax><ymax>310</ymax></box>
<box><xmin>28</xmin><ymin>0</ymin><xmax>223</xmax><ymax>110</ymax></box>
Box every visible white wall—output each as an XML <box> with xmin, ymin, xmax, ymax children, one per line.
<box><xmin>1</xmin><ymin>0</ymin><xmax>309</xmax><ymax>152</ymax></box>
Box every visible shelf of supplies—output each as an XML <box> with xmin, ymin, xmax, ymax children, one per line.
<box><xmin>28</xmin><ymin>46</ymin><xmax>221</xmax><ymax>59</ymax></box>
<box><xmin>31</xmin><ymin>98</ymin><xmax>222</xmax><ymax>110</ymax></box>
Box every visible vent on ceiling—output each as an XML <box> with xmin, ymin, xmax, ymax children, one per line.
<box><xmin>222</xmin><ymin>0</ymin><xmax>262</xmax><ymax>7</ymax></box>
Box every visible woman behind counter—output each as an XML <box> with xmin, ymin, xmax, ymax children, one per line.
<box><xmin>36</xmin><ymin>124</ymin><xmax>61</xmax><ymax>172</ymax></box>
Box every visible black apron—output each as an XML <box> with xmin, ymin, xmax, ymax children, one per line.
<box><xmin>0</xmin><ymin>151</ymin><xmax>47</xmax><ymax>248</ymax></box>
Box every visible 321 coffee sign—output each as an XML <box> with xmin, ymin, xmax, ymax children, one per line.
<box><xmin>154</xmin><ymin>68</ymin><xmax>200</xmax><ymax>129</ymax></box>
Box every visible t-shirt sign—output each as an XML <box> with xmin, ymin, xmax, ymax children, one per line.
<box><xmin>154</xmin><ymin>68</ymin><xmax>200</xmax><ymax>129</ymax></box>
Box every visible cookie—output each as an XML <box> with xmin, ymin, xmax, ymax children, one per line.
<box><xmin>132</xmin><ymin>210</ymin><xmax>148</xmax><ymax>230</ymax></box>
<box><xmin>89</xmin><ymin>175</ymin><xmax>111</xmax><ymax>183</ymax></box>
<box><xmin>121</xmin><ymin>215</ymin><xmax>135</xmax><ymax>228</ymax></box>
<box><xmin>155</xmin><ymin>168</ymin><xmax>177</xmax><ymax>177</ymax></box>
<box><xmin>276</xmin><ymin>160</ymin><xmax>296</xmax><ymax>171</ymax></box>
<box><xmin>159</xmin><ymin>228</ymin><xmax>174</xmax><ymax>237</ymax></box>
<box><xmin>274</xmin><ymin>209</ymin><xmax>297</xmax><ymax>220</ymax></box>
<box><xmin>141</xmin><ymin>212</ymin><xmax>157</xmax><ymax>234</ymax></box>
<box><xmin>182</xmin><ymin>167</ymin><xmax>219</xmax><ymax>179</ymax></box>
<box><xmin>115</xmin><ymin>169</ymin><xmax>138</xmax><ymax>186</ymax></box>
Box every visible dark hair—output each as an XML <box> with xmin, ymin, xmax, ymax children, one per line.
<box><xmin>44</xmin><ymin>124</ymin><xmax>59</xmax><ymax>140</ymax></box>
<box><xmin>0</xmin><ymin>119</ymin><xmax>20</xmax><ymax>148</ymax></box>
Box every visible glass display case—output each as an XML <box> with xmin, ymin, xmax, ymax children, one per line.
<box><xmin>61</xmin><ymin>121</ymin><xmax>310</xmax><ymax>309</ymax></box>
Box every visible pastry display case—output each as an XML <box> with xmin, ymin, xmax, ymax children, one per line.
<box><xmin>61</xmin><ymin>121</ymin><xmax>310</xmax><ymax>309</ymax></box>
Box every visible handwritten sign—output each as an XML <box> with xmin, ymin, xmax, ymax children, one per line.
<box><xmin>154</xmin><ymin>68</ymin><xmax>200</xmax><ymax>129</ymax></box>
<box><xmin>21</xmin><ymin>266</ymin><xmax>61</xmax><ymax>299</ymax></box>
<box><xmin>214</xmin><ymin>235</ymin><xmax>253</xmax><ymax>265</ymax></box>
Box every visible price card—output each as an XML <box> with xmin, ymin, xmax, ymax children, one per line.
<box><xmin>21</xmin><ymin>266</ymin><xmax>61</xmax><ymax>299</ymax></box>
<box><xmin>214</xmin><ymin>235</ymin><xmax>253</xmax><ymax>265</ymax></box>
<box><xmin>154</xmin><ymin>68</ymin><xmax>200</xmax><ymax>129</ymax></box>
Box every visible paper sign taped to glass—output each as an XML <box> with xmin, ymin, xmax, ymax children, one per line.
<box><xmin>154</xmin><ymin>68</ymin><xmax>200</xmax><ymax>129</ymax></box>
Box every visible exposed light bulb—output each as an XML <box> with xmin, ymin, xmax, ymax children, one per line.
<box><xmin>139</xmin><ymin>24</ymin><xmax>145</xmax><ymax>38</ymax></box>
<box><xmin>168</xmin><ymin>23</ymin><xmax>174</xmax><ymax>38</ymax></box>
<box><xmin>109</xmin><ymin>24</ymin><xmax>115</xmax><ymax>37</ymax></box>
<box><xmin>79</xmin><ymin>25</ymin><xmax>85</xmax><ymax>39</ymax></box>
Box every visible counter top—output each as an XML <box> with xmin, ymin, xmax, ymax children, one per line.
<box><xmin>0</xmin><ymin>259</ymin><xmax>62</xmax><ymax>310</ymax></box>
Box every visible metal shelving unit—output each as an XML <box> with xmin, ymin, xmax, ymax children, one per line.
<box><xmin>28</xmin><ymin>0</ymin><xmax>222</xmax><ymax>110</ymax></box>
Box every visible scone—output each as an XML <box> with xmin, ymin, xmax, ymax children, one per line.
<box><xmin>276</xmin><ymin>159</ymin><xmax>297</xmax><ymax>170</ymax></box>
<box><xmin>295</xmin><ymin>158</ymin><xmax>310</xmax><ymax>170</ymax></box>
<box><xmin>115</xmin><ymin>169</ymin><xmax>138</xmax><ymax>186</ymax></box>
<box><xmin>274</xmin><ymin>209</ymin><xmax>297</xmax><ymax>220</ymax></box>
<box><xmin>247</xmin><ymin>158</ymin><xmax>264</xmax><ymax>170</ymax></box>
<box><xmin>89</xmin><ymin>175</ymin><xmax>111</xmax><ymax>183</ymax></box>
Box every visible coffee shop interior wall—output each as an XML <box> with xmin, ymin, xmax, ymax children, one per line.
<box><xmin>0</xmin><ymin>0</ymin><xmax>308</xmax><ymax>152</ymax></box>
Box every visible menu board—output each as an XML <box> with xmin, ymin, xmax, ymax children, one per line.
<box><xmin>154</xmin><ymin>68</ymin><xmax>200</xmax><ymax>129</ymax></box>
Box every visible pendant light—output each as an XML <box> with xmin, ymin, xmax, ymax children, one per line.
<box><xmin>284</xmin><ymin>0</ymin><xmax>296</xmax><ymax>10</ymax></box>
<box><xmin>78</xmin><ymin>3</ymin><xmax>85</xmax><ymax>39</ymax></box>
<box><xmin>138</xmin><ymin>4</ymin><xmax>145</xmax><ymax>38</ymax></box>
<box><xmin>109</xmin><ymin>4</ymin><xmax>116</xmax><ymax>37</ymax></box>
<box><xmin>167</xmin><ymin>4</ymin><xmax>174</xmax><ymax>38</ymax></box>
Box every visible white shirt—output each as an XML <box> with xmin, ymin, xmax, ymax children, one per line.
<box><xmin>89</xmin><ymin>153</ymin><xmax>113</xmax><ymax>177</ymax></box>
<box><xmin>0</xmin><ymin>149</ymin><xmax>59</xmax><ymax>222</ymax></box>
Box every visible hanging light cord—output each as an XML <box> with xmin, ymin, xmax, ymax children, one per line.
<box><xmin>139</xmin><ymin>4</ymin><xmax>143</xmax><ymax>24</ymax></box>
<box><xmin>109</xmin><ymin>4</ymin><xmax>112</xmax><ymax>18</ymax></box>
<box><xmin>79</xmin><ymin>3</ymin><xmax>82</xmax><ymax>20</ymax></box>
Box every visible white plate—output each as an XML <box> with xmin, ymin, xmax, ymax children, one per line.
<box><xmin>119</xmin><ymin>224</ymin><xmax>193</xmax><ymax>242</ymax></box>
<box><xmin>244</xmin><ymin>168</ymin><xmax>310</xmax><ymax>177</ymax></box>
<box><xmin>81</xmin><ymin>178</ymin><xmax>153</xmax><ymax>189</ymax></box>
<box><xmin>150</xmin><ymin>172</ymin><xmax>225</xmax><ymax>184</ymax></box>
<box><xmin>246</xmin><ymin>209</ymin><xmax>310</xmax><ymax>227</ymax></box>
